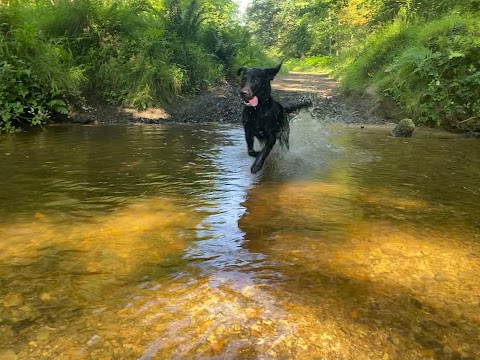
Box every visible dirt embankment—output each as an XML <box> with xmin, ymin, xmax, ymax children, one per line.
<box><xmin>71</xmin><ymin>72</ymin><xmax>395</xmax><ymax>126</ymax></box>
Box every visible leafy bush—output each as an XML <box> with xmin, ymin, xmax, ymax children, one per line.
<box><xmin>0</xmin><ymin>0</ymin><xmax>265</xmax><ymax>131</ymax></box>
<box><xmin>333</xmin><ymin>18</ymin><xmax>411</xmax><ymax>93</ymax></box>
<box><xmin>380</xmin><ymin>15</ymin><xmax>480</xmax><ymax>127</ymax></box>
<box><xmin>0</xmin><ymin>59</ymin><xmax>67</xmax><ymax>132</ymax></box>
<box><xmin>335</xmin><ymin>13</ymin><xmax>480</xmax><ymax>129</ymax></box>
<box><xmin>285</xmin><ymin>56</ymin><xmax>333</xmax><ymax>73</ymax></box>
<box><xmin>0</xmin><ymin>12</ymin><xmax>85</xmax><ymax>132</ymax></box>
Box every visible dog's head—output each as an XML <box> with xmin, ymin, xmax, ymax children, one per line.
<box><xmin>237</xmin><ymin>63</ymin><xmax>282</xmax><ymax>107</ymax></box>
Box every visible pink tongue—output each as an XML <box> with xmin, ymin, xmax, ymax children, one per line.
<box><xmin>248</xmin><ymin>96</ymin><xmax>259</xmax><ymax>107</ymax></box>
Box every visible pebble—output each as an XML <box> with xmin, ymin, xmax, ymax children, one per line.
<box><xmin>418</xmin><ymin>348</ymin><xmax>435</xmax><ymax>357</ymax></box>
<box><xmin>349</xmin><ymin>310</ymin><xmax>360</xmax><ymax>319</ymax></box>
<box><xmin>36</xmin><ymin>330</ymin><xmax>50</xmax><ymax>341</ymax></box>
<box><xmin>380</xmin><ymin>246</ymin><xmax>400</xmax><ymax>256</ymax></box>
<box><xmin>0</xmin><ymin>350</ymin><xmax>18</xmax><ymax>360</ymax></box>
<box><xmin>1</xmin><ymin>293</ymin><xmax>23</xmax><ymax>308</ymax></box>
<box><xmin>443</xmin><ymin>345</ymin><xmax>453</xmax><ymax>354</ymax></box>
<box><xmin>240</xmin><ymin>285</ymin><xmax>257</xmax><ymax>298</ymax></box>
<box><xmin>40</xmin><ymin>293</ymin><xmax>52</xmax><ymax>302</ymax></box>
<box><xmin>434</xmin><ymin>272</ymin><xmax>452</xmax><ymax>282</ymax></box>
<box><xmin>87</xmin><ymin>335</ymin><xmax>101</xmax><ymax>347</ymax></box>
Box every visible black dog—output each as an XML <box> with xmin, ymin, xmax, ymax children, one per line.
<box><xmin>237</xmin><ymin>63</ymin><xmax>310</xmax><ymax>173</ymax></box>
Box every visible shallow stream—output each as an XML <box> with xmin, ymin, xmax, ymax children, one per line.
<box><xmin>1</xmin><ymin>118</ymin><xmax>479</xmax><ymax>359</ymax></box>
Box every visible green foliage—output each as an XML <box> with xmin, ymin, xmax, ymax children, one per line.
<box><xmin>337</xmin><ymin>14</ymin><xmax>480</xmax><ymax>128</ymax></box>
<box><xmin>285</xmin><ymin>56</ymin><xmax>333</xmax><ymax>73</ymax></box>
<box><xmin>246</xmin><ymin>0</ymin><xmax>480</xmax><ymax>130</ymax></box>
<box><xmin>247</xmin><ymin>0</ymin><xmax>480</xmax><ymax>59</ymax></box>
<box><xmin>0</xmin><ymin>0</ymin><xmax>264</xmax><ymax>131</ymax></box>
<box><xmin>246</xmin><ymin>0</ymin><xmax>385</xmax><ymax>58</ymax></box>
<box><xmin>0</xmin><ymin>6</ymin><xmax>85</xmax><ymax>133</ymax></box>
<box><xmin>333</xmin><ymin>18</ymin><xmax>411</xmax><ymax>92</ymax></box>
<box><xmin>0</xmin><ymin>59</ymin><xmax>69</xmax><ymax>131</ymax></box>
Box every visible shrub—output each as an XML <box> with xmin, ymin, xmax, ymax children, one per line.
<box><xmin>380</xmin><ymin>15</ymin><xmax>480</xmax><ymax>127</ymax></box>
<box><xmin>285</xmin><ymin>56</ymin><xmax>333</xmax><ymax>73</ymax></box>
<box><xmin>335</xmin><ymin>13</ymin><xmax>480</xmax><ymax>129</ymax></box>
<box><xmin>333</xmin><ymin>18</ymin><xmax>412</xmax><ymax>93</ymax></box>
<box><xmin>0</xmin><ymin>0</ymin><xmax>269</xmax><ymax>130</ymax></box>
<box><xmin>0</xmin><ymin>15</ymin><xmax>85</xmax><ymax>132</ymax></box>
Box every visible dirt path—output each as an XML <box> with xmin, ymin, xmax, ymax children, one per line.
<box><xmin>273</xmin><ymin>72</ymin><xmax>390</xmax><ymax>126</ymax></box>
<box><xmin>273</xmin><ymin>72</ymin><xmax>340</xmax><ymax>96</ymax></box>
<box><xmin>72</xmin><ymin>72</ymin><xmax>390</xmax><ymax>126</ymax></box>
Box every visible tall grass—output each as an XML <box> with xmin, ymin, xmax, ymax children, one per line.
<box><xmin>0</xmin><ymin>0</ymin><xmax>261</xmax><ymax>132</ymax></box>
<box><xmin>285</xmin><ymin>56</ymin><xmax>333</xmax><ymax>73</ymax></box>
<box><xmin>333</xmin><ymin>13</ymin><xmax>480</xmax><ymax>129</ymax></box>
<box><xmin>0</xmin><ymin>5</ymin><xmax>85</xmax><ymax>132</ymax></box>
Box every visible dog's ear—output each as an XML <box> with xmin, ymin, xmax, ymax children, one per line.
<box><xmin>237</xmin><ymin>67</ymin><xmax>245</xmax><ymax>77</ymax></box>
<box><xmin>265</xmin><ymin>62</ymin><xmax>283</xmax><ymax>80</ymax></box>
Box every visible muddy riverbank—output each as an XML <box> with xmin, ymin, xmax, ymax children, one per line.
<box><xmin>70</xmin><ymin>72</ymin><xmax>392</xmax><ymax>127</ymax></box>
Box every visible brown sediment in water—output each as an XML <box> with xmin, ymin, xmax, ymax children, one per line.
<box><xmin>1</xmin><ymin>123</ymin><xmax>479</xmax><ymax>359</ymax></box>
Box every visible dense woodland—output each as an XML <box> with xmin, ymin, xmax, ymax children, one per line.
<box><xmin>1</xmin><ymin>0</ymin><xmax>479</xmax><ymax>132</ymax></box>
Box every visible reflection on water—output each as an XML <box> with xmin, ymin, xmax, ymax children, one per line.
<box><xmin>0</xmin><ymin>122</ymin><xmax>480</xmax><ymax>359</ymax></box>
<box><xmin>186</xmin><ymin>127</ymin><xmax>261</xmax><ymax>273</ymax></box>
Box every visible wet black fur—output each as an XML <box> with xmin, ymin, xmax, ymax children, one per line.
<box><xmin>237</xmin><ymin>63</ymin><xmax>309</xmax><ymax>174</ymax></box>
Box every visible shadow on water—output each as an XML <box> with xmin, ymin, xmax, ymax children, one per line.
<box><xmin>0</xmin><ymin>194</ymin><xmax>202</xmax><ymax>355</ymax></box>
<box><xmin>1</xmin><ymin>120</ymin><xmax>480</xmax><ymax>359</ymax></box>
<box><xmin>239</xmin><ymin>118</ymin><xmax>480</xmax><ymax>358</ymax></box>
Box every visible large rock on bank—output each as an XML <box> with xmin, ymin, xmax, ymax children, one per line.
<box><xmin>391</xmin><ymin>118</ymin><xmax>415</xmax><ymax>137</ymax></box>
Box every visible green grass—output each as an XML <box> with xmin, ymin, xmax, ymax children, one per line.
<box><xmin>332</xmin><ymin>13</ymin><xmax>480</xmax><ymax>129</ymax></box>
<box><xmin>0</xmin><ymin>0</ymin><xmax>270</xmax><ymax>132</ymax></box>
<box><xmin>285</xmin><ymin>56</ymin><xmax>333</xmax><ymax>73</ymax></box>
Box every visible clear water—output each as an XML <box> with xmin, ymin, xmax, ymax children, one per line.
<box><xmin>1</xmin><ymin>119</ymin><xmax>479</xmax><ymax>359</ymax></box>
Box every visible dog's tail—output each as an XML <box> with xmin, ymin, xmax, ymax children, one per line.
<box><xmin>284</xmin><ymin>101</ymin><xmax>312</xmax><ymax>114</ymax></box>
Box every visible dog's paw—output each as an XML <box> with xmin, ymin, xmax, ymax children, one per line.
<box><xmin>251</xmin><ymin>163</ymin><xmax>262</xmax><ymax>174</ymax></box>
<box><xmin>248</xmin><ymin>150</ymin><xmax>260</xmax><ymax>157</ymax></box>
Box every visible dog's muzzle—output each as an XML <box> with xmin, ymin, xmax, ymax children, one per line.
<box><xmin>240</xmin><ymin>90</ymin><xmax>258</xmax><ymax>107</ymax></box>
<box><xmin>244</xmin><ymin>96</ymin><xmax>259</xmax><ymax>107</ymax></box>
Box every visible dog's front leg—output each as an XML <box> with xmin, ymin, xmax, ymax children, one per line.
<box><xmin>251</xmin><ymin>138</ymin><xmax>276</xmax><ymax>174</ymax></box>
<box><xmin>244</xmin><ymin>127</ymin><xmax>259</xmax><ymax>157</ymax></box>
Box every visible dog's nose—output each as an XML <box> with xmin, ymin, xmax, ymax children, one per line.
<box><xmin>240</xmin><ymin>89</ymin><xmax>249</xmax><ymax>97</ymax></box>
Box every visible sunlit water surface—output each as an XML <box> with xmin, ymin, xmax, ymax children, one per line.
<box><xmin>1</xmin><ymin>117</ymin><xmax>480</xmax><ymax>359</ymax></box>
